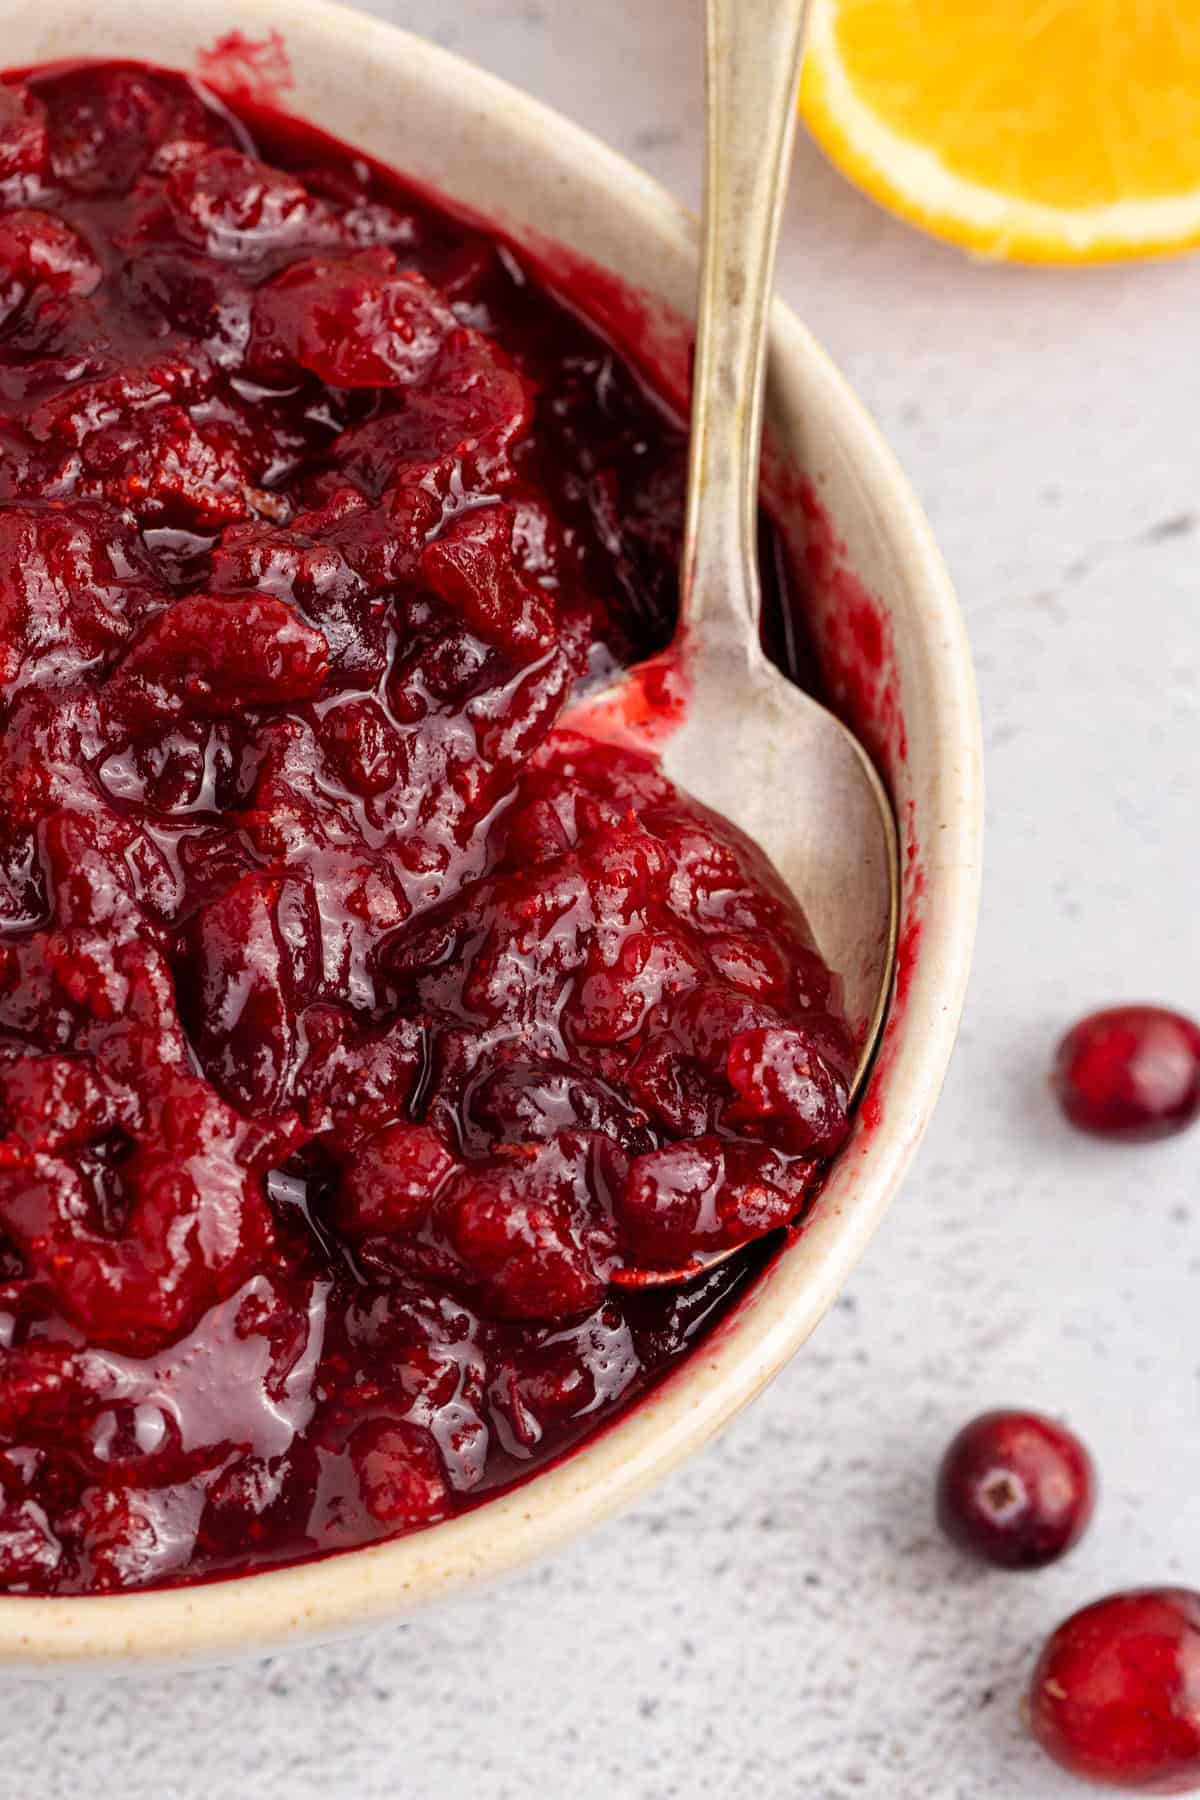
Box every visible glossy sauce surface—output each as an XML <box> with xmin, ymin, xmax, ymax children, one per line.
<box><xmin>0</xmin><ymin>62</ymin><xmax>849</xmax><ymax>1593</ymax></box>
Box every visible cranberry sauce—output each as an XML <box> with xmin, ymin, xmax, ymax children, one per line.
<box><xmin>0</xmin><ymin>62</ymin><xmax>850</xmax><ymax>1594</ymax></box>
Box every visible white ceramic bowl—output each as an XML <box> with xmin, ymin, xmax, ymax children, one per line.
<box><xmin>0</xmin><ymin>0</ymin><xmax>982</xmax><ymax>1670</ymax></box>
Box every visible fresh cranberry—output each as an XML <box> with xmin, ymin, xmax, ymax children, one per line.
<box><xmin>936</xmin><ymin>1409</ymin><xmax>1095</xmax><ymax>1569</ymax></box>
<box><xmin>1029</xmin><ymin>1589</ymin><xmax>1200</xmax><ymax>1792</ymax></box>
<box><xmin>1053</xmin><ymin>1006</ymin><xmax>1200</xmax><ymax>1141</ymax></box>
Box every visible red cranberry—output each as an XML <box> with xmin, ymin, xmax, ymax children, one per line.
<box><xmin>334</xmin><ymin>1124</ymin><xmax>454</xmax><ymax>1237</ymax></box>
<box><xmin>0</xmin><ymin>84</ymin><xmax>48</xmax><ymax>184</ymax></box>
<box><xmin>1053</xmin><ymin>1006</ymin><xmax>1200</xmax><ymax>1142</ymax></box>
<box><xmin>1029</xmin><ymin>1589</ymin><xmax>1200</xmax><ymax>1792</ymax></box>
<box><xmin>936</xmin><ymin>1409</ymin><xmax>1094</xmax><ymax>1568</ymax></box>
<box><xmin>348</xmin><ymin>1419</ymin><xmax>449</xmax><ymax>1526</ymax></box>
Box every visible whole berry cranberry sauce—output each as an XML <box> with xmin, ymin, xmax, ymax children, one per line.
<box><xmin>0</xmin><ymin>62</ymin><xmax>854</xmax><ymax>1595</ymax></box>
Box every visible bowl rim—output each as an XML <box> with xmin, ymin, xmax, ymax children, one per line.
<box><xmin>0</xmin><ymin>0</ymin><xmax>983</xmax><ymax>1668</ymax></box>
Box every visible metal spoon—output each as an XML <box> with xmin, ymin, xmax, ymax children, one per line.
<box><xmin>568</xmin><ymin>0</ymin><xmax>900</xmax><ymax>1287</ymax></box>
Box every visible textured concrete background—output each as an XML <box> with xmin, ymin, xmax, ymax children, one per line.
<box><xmin>9</xmin><ymin>3</ymin><xmax>1200</xmax><ymax>1795</ymax></box>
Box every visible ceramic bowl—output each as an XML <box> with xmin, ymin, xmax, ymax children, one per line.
<box><xmin>0</xmin><ymin>0</ymin><xmax>982</xmax><ymax>1671</ymax></box>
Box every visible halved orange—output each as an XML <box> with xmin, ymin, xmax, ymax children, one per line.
<box><xmin>799</xmin><ymin>0</ymin><xmax>1200</xmax><ymax>262</ymax></box>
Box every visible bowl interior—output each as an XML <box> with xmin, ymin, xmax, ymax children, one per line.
<box><xmin>0</xmin><ymin>0</ymin><xmax>982</xmax><ymax>1669</ymax></box>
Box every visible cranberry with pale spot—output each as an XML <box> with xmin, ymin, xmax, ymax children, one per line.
<box><xmin>1053</xmin><ymin>1005</ymin><xmax>1200</xmax><ymax>1142</ymax></box>
<box><xmin>1029</xmin><ymin>1589</ymin><xmax>1200</xmax><ymax>1792</ymax></box>
<box><xmin>936</xmin><ymin>1409</ymin><xmax>1094</xmax><ymax>1569</ymax></box>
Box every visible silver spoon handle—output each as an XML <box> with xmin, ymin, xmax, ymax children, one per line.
<box><xmin>682</xmin><ymin>0</ymin><xmax>811</xmax><ymax>648</ymax></box>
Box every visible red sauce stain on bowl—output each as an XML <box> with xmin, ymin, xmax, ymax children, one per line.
<box><xmin>194</xmin><ymin>31</ymin><xmax>294</xmax><ymax>109</ymax></box>
<box><xmin>895</xmin><ymin>808</ymin><xmax>926</xmax><ymax>1014</ymax></box>
<box><xmin>792</xmin><ymin>480</ymin><xmax>908</xmax><ymax>779</ymax></box>
<box><xmin>763</xmin><ymin>471</ymin><xmax>926</xmax><ymax>1143</ymax></box>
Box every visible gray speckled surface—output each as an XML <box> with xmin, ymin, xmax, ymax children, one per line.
<box><xmin>9</xmin><ymin>3</ymin><xmax>1200</xmax><ymax>1794</ymax></box>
